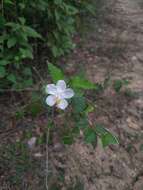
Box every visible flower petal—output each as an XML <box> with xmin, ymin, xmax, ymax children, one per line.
<box><xmin>56</xmin><ymin>80</ymin><xmax>66</xmax><ymax>92</ymax></box>
<box><xmin>27</xmin><ymin>137</ymin><xmax>37</xmax><ymax>149</ymax></box>
<box><xmin>46</xmin><ymin>95</ymin><xmax>56</xmax><ymax>106</ymax></box>
<box><xmin>63</xmin><ymin>88</ymin><xmax>74</xmax><ymax>99</ymax></box>
<box><xmin>57</xmin><ymin>99</ymin><xmax>68</xmax><ymax>110</ymax></box>
<box><xmin>45</xmin><ymin>84</ymin><xmax>57</xmax><ymax>95</ymax></box>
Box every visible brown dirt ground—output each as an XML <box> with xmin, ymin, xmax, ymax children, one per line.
<box><xmin>52</xmin><ymin>0</ymin><xmax>143</xmax><ymax>189</ymax></box>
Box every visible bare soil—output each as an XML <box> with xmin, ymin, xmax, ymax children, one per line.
<box><xmin>55</xmin><ymin>0</ymin><xmax>143</xmax><ymax>189</ymax></box>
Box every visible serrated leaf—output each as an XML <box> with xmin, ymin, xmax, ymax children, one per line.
<box><xmin>62</xmin><ymin>136</ymin><xmax>73</xmax><ymax>145</ymax></box>
<box><xmin>72</xmin><ymin>96</ymin><xmax>86</xmax><ymax>113</ymax></box>
<box><xmin>48</xmin><ymin>63</ymin><xmax>64</xmax><ymax>82</ymax></box>
<box><xmin>84</xmin><ymin>128</ymin><xmax>97</xmax><ymax>144</ymax></box>
<box><xmin>4</xmin><ymin>0</ymin><xmax>13</xmax><ymax>4</ymax></box>
<box><xmin>7</xmin><ymin>74</ymin><xmax>16</xmax><ymax>83</ymax></box>
<box><xmin>7</xmin><ymin>37</ymin><xmax>17</xmax><ymax>48</ymax></box>
<box><xmin>101</xmin><ymin>132</ymin><xmax>119</xmax><ymax>147</ymax></box>
<box><xmin>18</xmin><ymin>17</ymin><xmax>25</xmax><ymax>25</ymax></box>
<box><xmin>0</xmin><ymin>16</ymin><xmax>5</xmax><ymax>29</ymax></box>
<box><xmin>85</xmin><ymin>104</ymin><xmax>94</xmax><ymax>114</ymax></box>
<box><xmin>65</xmin><ymin>4</ymin><xmax>78</xmax><ymax>15</ymax></box>
<box><xmin>71</xmin><ymin>76</ymin><xmax>96</xmax><ymax>90</ymax></box>
<box><xmin>0</xmin><ymin>66</ymin><xmax>6</xmax><ymax>78</ymax></box>
<box><xmin>51</xmin><ymin>46</ymin><xmax>62</xmax><ymax>57</ymax></box>
<box><xmin>0</xmin><ymin>60</ymin><xmax>9</xmax><ymax>66</ymax></box>
<box><xmin>95</xmin><ymin>124</ymin><xmax>108</xmax><ymax>136</ymax></box>
<box><xmin>77</xmin><ymin>117</ymin><xmax>88</xmax><ymax>129</ymax></box>
<box><xmin>24</xmin><ymin>26</ymin><xmax>42</xmax><ymax>38</ymax></box>
<box><xmin>20</xmin><ymin>48</ymin><xmax>33</xmax><ymax>59</ymax></box>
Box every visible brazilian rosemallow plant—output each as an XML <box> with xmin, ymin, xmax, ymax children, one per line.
<box><xmin>45</xmin><ymin>63</ymin><xmax>119</xmax><ymax>147</ymax></box>
<box><xmin>44</xmin><ymin>63</ymin><xmax>119</xmax><ymax>189</ymax></box>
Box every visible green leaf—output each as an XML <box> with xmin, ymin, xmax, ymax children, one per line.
<box><xmin>84</xmin><ymin>128</ymin><xmax>97</xmax><ymax>144</ymax></box>
<box><xmin>24</xmin><ymin>26</ymin><xmax>42</xmax><ymax>38</ymax></box>
<box><xmin>4</xmin><ymin>0</ymin><xmax>13</xmax><ymax>4</ymax></box>
<box><xmin>51</xmin><ymin>46</ymin><xmax>62</xmax><ymax>57</ymax></box>
<box><xmin>101</xmin><ymin>132</ymin><xmax>119</xmax><ymax>147</ymax></box>
<box><xmin>0</xmin><ymin>66</ymin><xmax>6</xmax><ymax>78</ymax></box>
<box><xmin>113</xmin><ymin>79</ymin><xmax>124</xmax><ymax>93</ymax></box>
<box><xmin>25</xmin><ymin>101</ymin><xmax>43</xmax><ymax>117</ymax></box>
<box><xmin>48</xmin><ymin>63</ymin><xmax>64</xmax><ymax>82</ymax></box>
<box><xmin>72</xmin><ymin>96</ymin><xmax>86</xmax><ymax>113</ymax></box>
<box><xmin>86</xmin><ymin>4</ymin><xmax>95</xmax><ymax>15</ymax></box>
<box><xmin>7</xmin><ymin>74</ymin><xmax>16</xmax><ymax>83</ymax></box>
<box><xmin>62</xmin><ymin>136</ymin><xmax>73</xmax><ymax>145</ymax></box>
<box><xmin>71</xmin><ymin>76</ymin><xmax>96</xmax><ymax>90</ymax></box>
<box><xmin>7</xmin><ymin>37</ymin><xmax>17</xmax><ymax>48</ymax></box>
<box><xmin>0</xmin><ymin>16</ymin><xmax>6</xmax><ymax>29</ymax></box>
<box><xmin>18</xmin><ymin>17</ymin><xmax>25</xmax><ymax>25</ymax></box>
<box><xmin>77</xmin><ymin>117</ymin><xmax>88</xmax><ymax>129</ymax></box>
<box><xmin>94</xmin><ymin>124</ymin><xmax>119</xmax><ymax>147</ymax></box>
<box><xmin>54</xmin><ymin>0</ymin><xmax>63</xmax><ymax>5</ymax></box>
<box><xmin>15</xmin><ymin>110</ymin><xmax>25</xmax><ymax>119</ymax></box>
<box><xmin>20</xmin><ymin>48</ymin><xmax>33</xmax><ymax>59</ymax></box>
<box><xmin>23</xmin><ymin>78</ymin><xmax>33</xmax><ymax>87</ymax></box>
<box><xmin>64</xmin><ymin>4</ymin><xmax>78</xmax><ymax>15</ymax></box>
<box><xmin>140</xmin><ymin>144</ymin><xmax>143</xmax><ymax>151</ymax></box>
<box><xmin>23</xmin><ymin>67</ymin><xmax>32</xmax><ymax>76</ymax></box>
<box><xmin>95</xmin><ymin>124</ymin><xmax>108</xmax><ymax>136</ymax></box>
<box><xmin>0</xmin><ymin>60</ymin><xmax>9</xmax><ymax>66</ymax></box>
<box><xmin>85</xmin><ymin>104</ymin><xmax>94</xmax><ymax>114</ymax></box>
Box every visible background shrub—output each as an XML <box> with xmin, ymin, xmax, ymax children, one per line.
<box><xmin>0</xmin><ymin>0</ymin><xmax>95</xmax><ymax>89</ymax></box>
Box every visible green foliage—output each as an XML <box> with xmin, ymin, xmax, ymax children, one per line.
<box><xmin>1</xmin><ymin>0</ymin><xmax>95</xmax><ymax>89</ymax></box>
<box><xmin>71</xmin><ymin>76</ymin><xmax>96</xmax><ymax>89</ymax></box>
<box><xmin>0</xmin><ymin>16</ymin><xmax>40</xmax><ymax>88</ymax></box>
<box><xmin>47</xmin><ymin>64</ymin><xmax>119</xmax><ymax>148</ymax></box>
<box><xmin>84</xmin><ymin>128</ymin><xmax>97</xmax><ymax>143</ymax></box>
<box><xmin>113</xmin><ymin>79</ymin><xmax>129</xmax><ymax>93</ymax></box>
<box><xmin>48</xmin><ymin>63</ymin><xmax>64</xmax><ymax>82</ymax></box>
<box><xmin>101</xmin><ymin>132</ymin><xmax>119</xmax><ymax>147</ymax></box>
<box><xmin>95</xmin><ymin>124</ymin><xmax>119</xmax><ymax>147</ymax></box>
<box><xmin>72</xmin><ymin>96</ymin><xmax>86</xmax><ymax>113</ymax></box>
<box><xmin>1</xmin><ymin>142</ymin><xmax>31</xmax><ymax>185</ymax></box>
<box><xmin>62</xmin><ymin>135</ymin><xmax>74</xmax><ymax>145</ymax></box>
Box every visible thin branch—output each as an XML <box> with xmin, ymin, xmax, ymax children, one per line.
<box><xmin>46</xmin><ymin>127</ymin><xmax>50</xmax><ymax>190</ymax></box>
<box><xmin>1</xmin><ymin>0</ymin><xmax>4</xmax><ymax>17</ymax></box>
<box><xmin>32</xmin><ymin>66</ymin><xmax>45</xmax><ymax>84</ymax></box>
<box><xmin>45</xmin><ymin>108</ymin><xmax>55</xmax><ymax>190</ymax></box>
<box><xmin>0</xmin><ymin>87</ymin><xmax>39</xmax><ymax>92</ymax></box>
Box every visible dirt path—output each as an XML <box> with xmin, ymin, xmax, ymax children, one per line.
<box><xmin>59</xmin><ymin>0</ymin><xmax>143</xmax><ymax>189</ymax></box>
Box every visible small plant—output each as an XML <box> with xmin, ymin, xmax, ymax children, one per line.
<box><xmin>44</xmin><ymin>63</ymin><xmax>119</xmax><ymax>189</ymax></box>
<box><xmin>113</xmin><ymin>79</ymin><xmax>129</xmax><ymax>93</ymax></box>
<box><xmin>45</xmin><ymin>63</ymin><xmax>119</xmax><ymax>147</ymax></box>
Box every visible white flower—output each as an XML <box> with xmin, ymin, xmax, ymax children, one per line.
<box><xmin>27</xmin><ymin>137</ymin><xmax>37</xmax><ymax>149</ymax></box>
<box><xmin>45</xmin><ymin>80</ymin><xmax>74</xmax><ymax>110</ymax></box>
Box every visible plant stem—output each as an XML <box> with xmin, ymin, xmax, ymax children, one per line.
<box><xmin>1</xmin><ymin>0</ymin><xmax>4</xmax><ymax>17</ymax></box>
<box><xmin>46</xmin><ymin>127</ymin><xmax>50</xmax><ymax>190</ymax></box>
<box><xmin>45</xmin><ymin>107</ymin><xmax>55</xmax><ymax>190</ymax></box>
